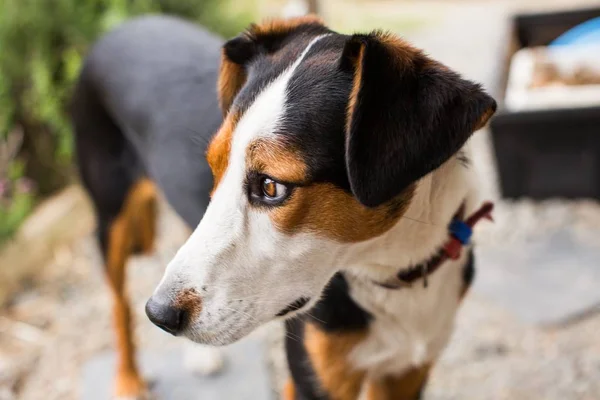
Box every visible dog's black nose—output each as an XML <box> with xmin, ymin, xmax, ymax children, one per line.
<box><xmin>145</xmin><ymin>297</ymin><xmax>185</xmax><ymax>335</ymax></box>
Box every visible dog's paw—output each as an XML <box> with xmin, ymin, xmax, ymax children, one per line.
<box><xmin>113</xmin><ymin>372</ymin><xmax>152</xmax><ymax>400</ymax></box>
<box><xmin>183</xmin><ymin>343</ymin><xmax>226</xmax><ymax>377</ymax></box>
<box><xmin>114</xmin><ymin>394</ymin><xmax>153</xmax><ymax>400</ymax></box>
<box><xmin>113</xmin><ymin>385</ymin><xmax>155</xmax><ymax>400</ymax></box>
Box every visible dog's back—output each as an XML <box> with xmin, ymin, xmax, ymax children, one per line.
<box><xmin>73</xmin><ymin>15</ymin><xmax>223</xmax><ymax>228</ymax></box>
<box><xmin>71</xmin><ymin>16</ymin><xmax>223</xmax><ymax>397</ymax></box>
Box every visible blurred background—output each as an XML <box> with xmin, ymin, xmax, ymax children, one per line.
<box><xmin>1</xmin><ymin>0</ymin><xmax>600</xmax><ymax>399</ymax></box>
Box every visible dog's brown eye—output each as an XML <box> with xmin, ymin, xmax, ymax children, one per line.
<box><xmin>261</xmin><ymin>177</ymin><xmax>287</xmax><ymax>200</ymax></box>
<box><xmin>262</xmin><ymin>178</ymin><xmax>278</xmax><ymax>198</ymax></box>
<box><xmin>248</xmin><ymin>174</ymin><xmax>291</xmax><ymax>206</ymax></box>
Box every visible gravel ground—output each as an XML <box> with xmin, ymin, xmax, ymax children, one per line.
<box><xmin>0</xmin><ymin>202</ymin><xmax>189</xmax><ymax>400</ymax></box>
<box><xmin>1</xmin><ymin>199</ymin><xmax>600</xmax><ymax>400</ymax></box>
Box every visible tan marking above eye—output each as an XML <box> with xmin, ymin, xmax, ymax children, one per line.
<box><xmin>270</xmin><ymin>183</ymin><xmax>415</xmax><ymax>243</ymax></box>
<box><xmin>246</xmin><ymin>138</ymin><xmax>307</xmax><ymax>183</ymax></box>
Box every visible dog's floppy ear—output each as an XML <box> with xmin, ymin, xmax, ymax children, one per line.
<box><xmin>340</xmin><ymin>32</ymin><xmax>496</xmax><ymax>208</ymax></box>
<box><xmin>218</xmin><ymin>15</ymin><xmax>326</xmax><ymax>115</ymax></box>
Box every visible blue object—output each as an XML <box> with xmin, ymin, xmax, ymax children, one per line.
<box><xmin>550</xmin><ymin>17</ymin><xmax>600</xmax><ymax>46</ymax></box>
<box><xmin>449</xmin><ymin>220</ymin><xmax>472</xmax><ymax>245</ymax></box>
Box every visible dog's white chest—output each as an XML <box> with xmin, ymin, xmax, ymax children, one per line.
<box><xmin>346</xmin><ymin>257</ymin><xmax>465</xmax><ymax>377</ymax></box>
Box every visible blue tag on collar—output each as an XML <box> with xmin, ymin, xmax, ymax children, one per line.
<box><xmin>449</xmin><ymin>220</ymin><xmax>472</xmax><ymax>245</ymax></box>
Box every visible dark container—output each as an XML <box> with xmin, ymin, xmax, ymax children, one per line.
<box><xmin>490</xmin><ymin>7</ymin><xmax>600</xmax><ymax>199</ymax></box>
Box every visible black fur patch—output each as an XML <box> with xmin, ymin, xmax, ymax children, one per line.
<box><xmin>285</xmin><ymin>273</ymin><xmax>371</xmax><ymax>400</ymax></box>
<box><xmin>285</xmin><ymin>318</ymin><xmax>326</xmax><ymax>400</ymax></box>
<box><xmin>463</xmin><ymin>249</ymin><xmax>476</xmax><ymax>292</ymax></box>
<box><xmin>307</xmin><ymin>273</ymin><xmax>371</xmax><ymax>331</ymax></box>
<box><xmin>283</xmin><ymin>35</ymin><xmax>354</xmax><ymax>192</ymax></box>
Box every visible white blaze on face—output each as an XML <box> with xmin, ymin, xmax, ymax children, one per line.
<box><xmin>154</xmin><ymin>35</ymin><xmax>342</xmax><ymax>345</ymax></box>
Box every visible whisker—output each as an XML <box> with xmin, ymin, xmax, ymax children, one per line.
<box><xmin>226</xmin><ymin>293</ymin><xmax>273</xmax><ymax>302</ymax></box>
<box><xmin>306</xmin><ymin>313</ymin><xmax>326</xmax><ymax>325</ymax></box>
<box><xmin>284</xmin><ymin>331</ymin><xmax>302</xmax><ymax>343</ymax></box>
<box><xmin>222</xmin><ymin>306</ymin><xmax>259</xmax><ymax>324</ymax></box>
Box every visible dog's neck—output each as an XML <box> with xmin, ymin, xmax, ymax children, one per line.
<box><xmin>339</xmin><ymin>150</ymin><xmax>479</xmax><ymax>282</ymax></box>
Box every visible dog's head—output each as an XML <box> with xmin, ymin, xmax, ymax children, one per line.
<box><xmin>146</xmin><ymin>16</ymin><xmax>496</xmax><ymax>344</ymax></box>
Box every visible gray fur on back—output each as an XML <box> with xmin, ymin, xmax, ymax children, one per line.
<box><xmin>82</xmin><ymin>15</ymin><xmax>224</xmax><ymax>227</ymax></box>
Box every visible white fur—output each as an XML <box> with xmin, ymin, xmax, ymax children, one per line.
<box><xmin>341</xmin><ymin>144</ymin><xmax>480</xmax><ymax>378</ymax></box>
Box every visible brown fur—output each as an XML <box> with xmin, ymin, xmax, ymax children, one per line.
<box><xmin>282</xmin><ymin>378</ymin><xmax>296</xmax><ymax>400</ymax></box>
<box><xmin>366</xmin><ymin>364</ymin><xmax>432</xmax><ymax>400</ymax></box>
<box><xmin>304</xmin><ymin>323</ymin><xmax>367</xmax><ymax>400</ymax></box>
<box><xmin>248</xmin><ymin>15</ymin><xmax>324</xmax><ymax>39</ymax></box>
<box><xmin>246</xmin><ymin>138</ymin><xmax>307</xmax><ymax>183</ymax></box>
<box><xmin>346</xmin><ymin>44</ymin><xmax>364</xmax><ymax>134</ymax></box>
<box><xmin>271</xmin><ymin>183</ymin><xmax>414</xmax><ymax>243</ymax></box>
<box><xmin>174</xmin><ymin>288</ymin><xmax>203</xmax><ymax>321</ymax></box>
<box><xmin>105</xmin><ymin>178</ymin><xmax>157</xmax><ymax>397</ymax></box>
<box><xmin>217</xmin><ymin>50</ymin><xmax>247</xmax><ymax>115</ymax></box>
<box><xmin>206</xmin><ymin>113</ymin><xmax>238</xmax><ymax>194</ymax></box>
<box><xmin>475</xmin><ymin>107</ymin><xmax>495</xmax><ymax>131</ymax></box>
<box><xmin>376</xmin><ymin>32</ymin><xmax>429</xmax><ymax>69</ymax></box>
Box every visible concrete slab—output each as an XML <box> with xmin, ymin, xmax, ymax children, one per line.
<box><xmin>475</xmin><ymin>228</ymin><xmax>600</xmax><ymax>325</ymax></box>
<box><xmin>82</xmin><ymin>337</ymin><xmax>275</xmax><ymax>400</ymax></box>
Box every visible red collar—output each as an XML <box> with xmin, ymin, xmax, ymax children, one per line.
<box><xmin>376</xmin><ymin>201</ymin><xmax>494</xmax><ymax>289</ymax></box>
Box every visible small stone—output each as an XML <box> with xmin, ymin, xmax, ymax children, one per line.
<box><xmin>473</xmin><ymin>342</ymin><xmax>509</xmax><ymax>359</ymax></box>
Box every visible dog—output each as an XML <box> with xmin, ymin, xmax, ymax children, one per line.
<box><xmin>74</xmin><ymin>13</ymin><xmax>496</xmax><ymax>400</ymax></box>
<box><xmin>71</xmin><ymin>16</ymin><xmax>226</xmax><ymax>399</ymax></box>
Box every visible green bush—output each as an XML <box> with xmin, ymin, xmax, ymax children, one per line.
<box><xmin>0</xmin><ymin>129</ymin><xmax>35</xmax><ymax>242</ymax></box>
<box><xmin>0</xmin><ymin>0</ymin><xmax>255</xmax><ymax>242</ymax></box>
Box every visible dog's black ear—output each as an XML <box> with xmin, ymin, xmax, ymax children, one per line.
<box><xmin>218</xmin><ymin>15</ymin><xmax>327</xmax><ymax>115</ymax></box>
<box><xmin>340</xmin><ymin>32</ymin><xmax>496</xmax><ymax>208</ymax></box>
